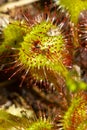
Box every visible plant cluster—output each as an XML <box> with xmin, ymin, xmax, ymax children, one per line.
<box><xmin>0</xmin><ymin>0</ymin><xmax>87</xmax><ymax>130</ymax></box>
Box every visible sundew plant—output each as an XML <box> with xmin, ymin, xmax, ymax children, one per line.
<box><xmin>0</xmin><ymin>0</ymin><xmax>87</xmax><ymax>130</ymax></box>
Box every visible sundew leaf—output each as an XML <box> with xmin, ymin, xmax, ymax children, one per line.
<box><xmin>76</xmin><ymin>120</ymin><xmax>87</xmax><ymax>130</ymax></box>
<box><xmin>18</xmin><ymin>20</ymin><xmax>69</xmax><ymax>89</ymax></box>
<box><xmin>63</xmin><ymin>95</ymin><xmax>87</xmax><ymax>130</ymax></box>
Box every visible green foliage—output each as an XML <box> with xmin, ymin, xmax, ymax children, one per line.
<box><xmin>58</xmin><ymin>0</ymin><xmax>87</xmax><ymax>23</ymax></box>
